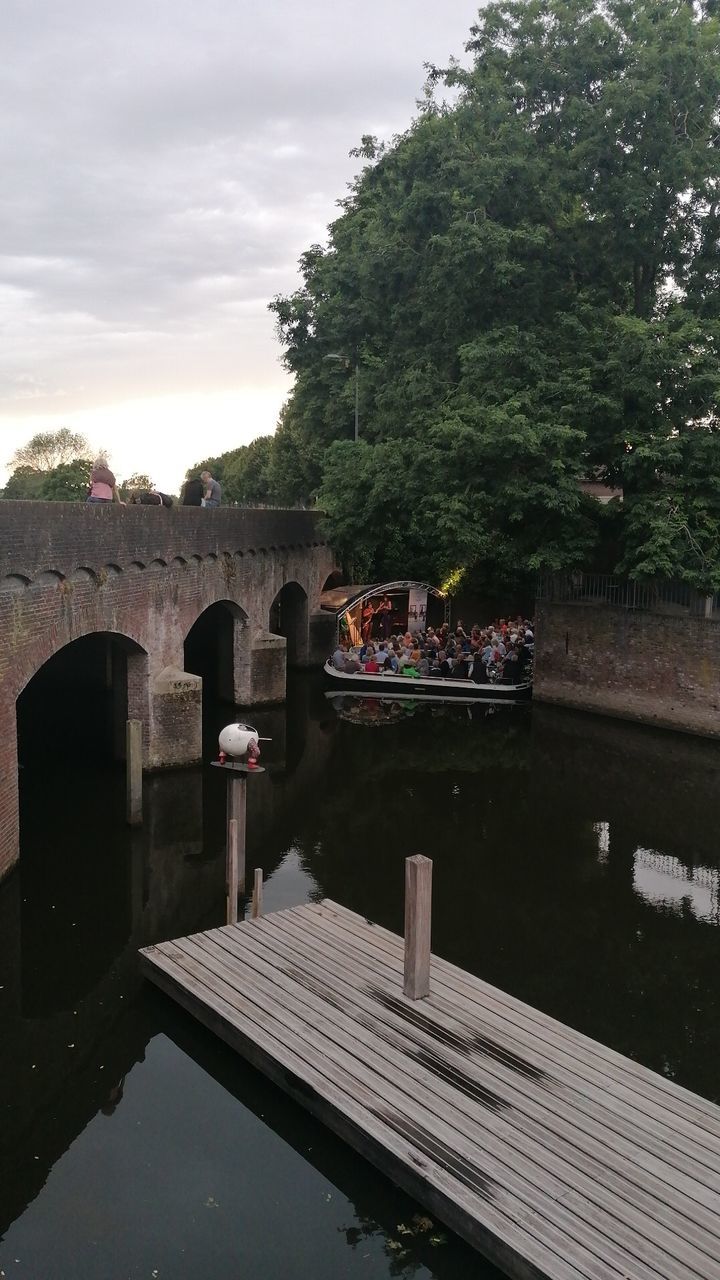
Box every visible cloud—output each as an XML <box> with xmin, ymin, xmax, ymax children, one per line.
<box><xmin>0</xmin><ymin>0</ymin><xmax>479</xmax><ymax>480</ymax></box>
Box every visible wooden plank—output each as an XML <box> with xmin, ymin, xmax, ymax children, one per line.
<box><xmin>190</xmin><ymin>924</ymin><xmax>718</xmax><ymax>1279</ymax></box>
<box><xmin>140</xmin><ymin>943</ymin><xmax>589</xmax><ymax>1280</ymax></box>
<box><xmin>226</xmin><ymin>818</ymin><xmax>239</xmax><ymax>925</ymax></box>
<box><xmin>251</xmin><ymin>867</ymin><xmax>263</xmax><ymax>920</ymax></box>
<box><xmin>140</xmin><ymin>901</ymin><xmax>720</xmax><ymax>1280</ymax></box>
<box><xmin>308</xmin><ymin>904</ymin><xmax>720</xmax><ymax>1161</ymax></box>
<box><xmin>226</xmin><ymin>913</ymin><xmax>720</xmax><ymax>1264</ymax></box>
<box><xmin>216</xmin><ymin>912</ymin><xmax>720</xmax><ymax>1255</ymax></box>
<box><xmin>158</xmin><ymin>936</ymin><xmax>648</xmax><ymax>1280</ymax></box>
<box><xmin>318</xmin><ymin>900</ymin><xmax>720</xmax><ymax>1132</ymax></box>
<box><xmin>275</xmin><ymin>908</ymin><xmax>720</xmax><ymax>1192</ymax></box>
<box><xmin>404</xmin><ymin>855</ymin><xmax>432</xmax><ymax>999</ymax></box>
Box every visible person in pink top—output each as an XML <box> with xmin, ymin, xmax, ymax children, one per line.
<box><xmin>87</xmin><ymin>457</ymin><xmax>119</xmax><ymax>504</ymax></box>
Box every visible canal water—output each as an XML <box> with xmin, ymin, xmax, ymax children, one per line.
<box><xmin>2</xmin><ymin>677</ymin><xmax>720</xmax><ymax>1279</ymax></box>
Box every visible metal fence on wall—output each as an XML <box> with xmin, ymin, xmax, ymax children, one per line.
<box><xmin>536</xmin><ymin>573</ymin><xmax>718</xmax><ymax>617</ymax></box>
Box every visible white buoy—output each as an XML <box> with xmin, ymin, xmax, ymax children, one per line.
<box><xmin>218</xmin><ymin>722</ymin><xmax>260</xmax><ymax>761</ymax></box>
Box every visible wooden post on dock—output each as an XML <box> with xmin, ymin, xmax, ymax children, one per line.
<box><xmin>226</xmin><ymin>775</ymin><xmax>247</xmax><ymax>894</ymax></box>
<box><xmin>251</xmin><ymin>868</ymin><xmax>263</xmax><ymax>919</ymax></box>
<box><xmin>226</xmin><ymin>818</ymin><xmax>240</xmax><ymax>925</ymax></box>
<box><xmin>404</xmin><ymin>855</ymin><xmax>432</xmax><ymax>1000</ymax></box>
<box><xmin>126</xmin><ymin>719</ymin><xmax>143</xmax><ymax>827</ymax></box>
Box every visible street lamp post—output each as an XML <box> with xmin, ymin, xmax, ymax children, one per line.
<box><xmin>325</xmin><ymin>350</ymin><xmax>359</xmax><ymax>442</ymax></box>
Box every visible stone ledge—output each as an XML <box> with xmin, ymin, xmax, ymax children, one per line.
<box><xmin>534</xmin><ymin>683</ymin><xmax>720</xmax><ymax>741</ymax></box>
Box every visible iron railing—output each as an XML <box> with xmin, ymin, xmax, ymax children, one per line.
<box><xmin>536</xmin><ymin>573</ymin><xmax>718</xmax><ymax>616</ymax></box>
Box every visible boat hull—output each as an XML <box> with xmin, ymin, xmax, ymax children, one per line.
<box><xmin>323</xmin><ymin>660</ymin><xmax>532</xmax><ymax>702</ymax></box>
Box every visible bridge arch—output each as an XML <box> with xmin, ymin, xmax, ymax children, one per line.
<box><xmin>17</xmin><ymin>630</ymin><xmax>149</xmax><ymax>775</ymax></box>
<box><xmin>321</xmin><ymin>569</ymin><xmax>345</xmax><ymax>593</ymax></box>
<box><xmin>269</xmin><ymin>580</ymin><xmax>309</xmax><ymax>668</ymax></box>
<box><xmin>184</xmin><ymin>599</ymin><xmax>250</xmax><ymax>706</ymax></box>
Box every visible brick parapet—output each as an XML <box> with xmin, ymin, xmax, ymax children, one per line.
<box><xmin>0</xmin><ymin>503</ymin><xmax>328</xmax><ymax>583</ymax></box>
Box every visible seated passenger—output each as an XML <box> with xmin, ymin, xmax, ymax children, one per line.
<box><xmin>516</xmin><ymin>638</ymin><xmax>532</xmax><ymax>676</ymax></box>
<box><xmin>332</xmin><ymin>642</ymin><xmax>360</xmax><ymax>673</ymax></box>
<box><xmin>332</xmin><ymin>644</ymin><xmax>347</xmax><ymax>670</ymax></box>
<box><xmin>471</xmin><ymin>656</ymin><xmax>489</xmax><ymax>683</ymax></box>
<box><xmin>502</xmin><ymin>649</ymin><xmax>518</xmax><ymax>683</ymax></box>
<box><xmin>452</xmin><ymin>652</ymin><xmax>469</xmax><ymax>678</ymax></box>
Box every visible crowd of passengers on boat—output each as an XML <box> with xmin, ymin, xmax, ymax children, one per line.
<box><xmin>331</xmin><ymin>616</ymin><xmax>535</xmax><ymax>686</ymax></box>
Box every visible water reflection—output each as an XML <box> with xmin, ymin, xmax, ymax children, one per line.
<box><xmin>2</xmin><ymin>681</ymin><xmax>720</xmax><ymax>1277</ymax></box>
<box><xmin>593</xmin><ymin>818</ymin><xmax>720</xmax><ymax>924</ymax></box>
<box><xmin>633</xmin><ymin>848</ymin><xmax>720</xmax><ymax>926</ymax></box>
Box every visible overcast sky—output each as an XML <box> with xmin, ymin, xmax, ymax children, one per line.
<box><xmin>0</xmin><ymin>0</ymin><xmax>479</xmax><ymax>491</ymax></box>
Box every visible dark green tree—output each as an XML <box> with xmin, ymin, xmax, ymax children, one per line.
<box><xmin>184</xmin><ymin>453</ymin><xmax>231</xmax><ymax>486</ymax></box>
<box><xmin>224</xmin><ymin>436</ymin><xmax>274</xmax><ymax>505</ymax></box>
<box><xmin>2</xmin><ymin>466</ymin><xmax>45</xmax><ymax>500</ymax></box>
<box><xmin>120</xmin><ymin>472</ymin><xmax>153</xmax><ymax>498</ymax></box>
<box><xmin>270</xmin><ymin>0</ymin><xmax>720</xmax><ymax>590</ymax></box>
<box><xmin>41</xmin><ymin>459</ymin><xmax>94</xmax><ymax>501</ymax></box>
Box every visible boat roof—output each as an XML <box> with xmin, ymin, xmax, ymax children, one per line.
<box><xmin>320</xmin><ymin>584</ymin><xmax>377</xmax><ymax>612</ymax></box>
<box><xmin>320</xmin><ymin>580</ymin><xmax>446</xmax><ymax>615</ymax></box>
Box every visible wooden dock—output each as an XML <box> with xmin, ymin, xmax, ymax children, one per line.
<box><xmin>140</xmin><ymin>899</ymin><xmax>720</xmax><ymax>1280</ymax></box>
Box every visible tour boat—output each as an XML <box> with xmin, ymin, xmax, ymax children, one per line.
<box><xmin>323</xmin><ymin>659</ymin><xmax>532</xmax><ymax>702</ymax></box>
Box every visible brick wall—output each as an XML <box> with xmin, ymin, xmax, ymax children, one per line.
<box><xmin>0</xmin><ymin>503</ymin><xmax>339</xmax><ymax>880</ymax></box>
<box><xmin>534</xmin><ymin>601</ymin><xmax>720</xmax><ymax>738</ymax></box>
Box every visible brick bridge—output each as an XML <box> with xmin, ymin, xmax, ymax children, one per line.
<box><xmin>0</xmin><ymin>503</ymin><xmax>338</xmax><ymax>879</ymax></box>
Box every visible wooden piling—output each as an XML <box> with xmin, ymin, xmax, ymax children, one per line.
<box><xmin>403</xmin><ymin>854</ymin><xmax>432</xmax><ymax>1000</ymax></box>
<box><xmin>226</xmin><ymin>818</ymin><xmax>240</xmax><ymax>925</ymax></box>
<box><xmin>226</xmin><ymin>775</ymin><xmax>247</xmax><ymax>893</ymax></box>
<box><xmin>126</xmin><ymin>719</ymin><xmax>143</xmax><ymax>827</ymax></box>
<box><xmin>251</xmin><ymin>867</ymin><xmax>263</xmax><ymax>919</ymax></box>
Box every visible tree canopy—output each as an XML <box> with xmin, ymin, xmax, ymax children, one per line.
<box><xmin>185</xmin><ymin>436</ymin><xmax>275</xmax><ymax>506</ymax></box>
<box><xmin>40</xmin><ymin>459</ymin><xmax>94</xmax><ymax>502</ymax></box>
<box><xmin>10</xmin><ymin>428</ymin><xmax>90</xmax><ymax>472</ymax></box>
<box><xmin>2</xmin><ymin>428</ymin><xmax>96</xmax><ymax>502</ymax></box>
<box><xmin>267</xmin><ymin>0</ymin><xmax>720</xmax><ymax>591</ymax></box>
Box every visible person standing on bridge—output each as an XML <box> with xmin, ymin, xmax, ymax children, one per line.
<box><xmin>201</xmin><ymin>470</ymin><xmax>222</xmax><ymax>508</ymax></box>
<box><xmin>87</xmin><ymin>457</ymin><xmax>120</xmax><ymax>504</ymax></box>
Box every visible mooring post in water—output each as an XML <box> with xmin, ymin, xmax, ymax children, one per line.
<box><xmin>212</xmin><ymin>744</ymin><xmax>265</xmax><ymax>919</ymax></box>
<box><xmin>226</xmin><ymin>818</ymin><xmax>240</xmax><ymax>925</ymax></box>
<box><xmin>251</xmin><ymin>867</ymin><xmax>264</xmax><ymax>919</ymax></box>
<box><xmin>226</xmin><ymin>774</ymin><xmax>247</xmax><ymax>895</ymax></box>
<box><xmin>126</xmin><ymin>719</ymin><xmax>143</xmax><ymax>827</ymax></box>
<box><xmin>404</xmin><ymin>854</ymin><xmax>432</xmax><ymax>1000</ymax></box>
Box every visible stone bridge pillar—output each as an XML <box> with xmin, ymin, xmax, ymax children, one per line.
<box><xmin>309</xmin><ymin>611</ymin><xmax>337</xmax><ymax>665</ymax></box>
<box><xmin>107</xmin><ymin>647</ymin><xmax>202</xmax><ymax>772</ymax></box>
<box><xmin>147</xmin><ymin>667</ymin><xmax>203</xmax><ymax>768</ymax></box>
<box><xmin>245</xmin><ymin>632</ymin><xmax>287</xmax><ymax>705</ymax></box>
